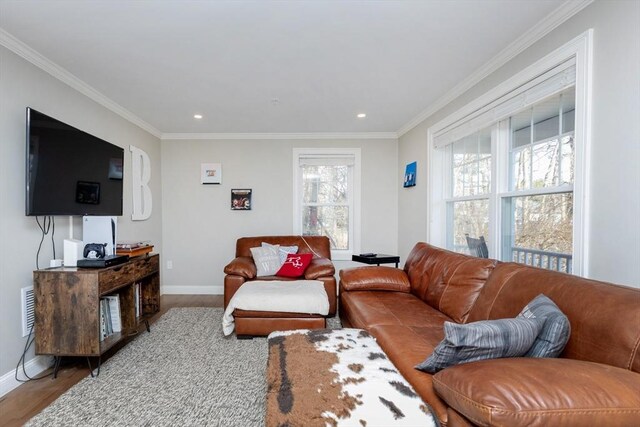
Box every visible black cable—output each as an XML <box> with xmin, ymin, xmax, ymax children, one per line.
<box><xmin>35</xmin><ymin>216</ymin><xmax>56</xmax><ymax>270</ymax></box>
<box><xmin>51</xmin><ymin>216</ymin><xmax>56</xmax><ymax>259</ymax></box>
<box><xmin>14</xmin><ymin>322</ymin><xmax>53</xmax><ymax>383</ymax></box>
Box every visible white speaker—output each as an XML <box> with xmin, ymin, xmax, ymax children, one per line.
<box><xmin>63</xmin><ymin>239</ymin><xmax>83</xmax><ymax>267</ymax></box>
<box><xmin>82</xmin><ymin>216</ymin><xmax>118</xmax><ymax>256</ymax></box>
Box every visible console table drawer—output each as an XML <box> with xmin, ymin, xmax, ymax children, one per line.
<box><xmin>99</xmin><ymin>255</ymin><xmax>159</xmax><ymax>295</ymax></box>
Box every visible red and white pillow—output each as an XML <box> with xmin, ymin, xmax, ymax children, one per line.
<box><xmin>276</xmin><ymin>253</ymin><xmax>313</xmax><ymax>278</ymax></box>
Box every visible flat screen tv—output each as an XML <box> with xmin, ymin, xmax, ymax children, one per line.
<box><xmin>26</xmin><ymin>108</ymin><xmax>124</xmax><ymax>216</ymax></box>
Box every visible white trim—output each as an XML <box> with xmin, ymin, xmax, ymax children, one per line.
<box><xmin>0</xmin><ymin>28</ymin><xmax>162</xmax><ymax>139</ymax></box>
<box><xmin>161</xmin><ymin>286</ymin><xmax>223</xmax><ymax>295</ymax></box>
<box><xmin>428</xmin><ymin>30</ymin><xmax>592</xmax><ymax>276</ymax></box>
<box><xmin>0</xmin><ymin>355</ymin><xmax>52</xmax><ymax>398</ymax></box>
<box><xmin>398</xmin><ymin>0</ymin><xmax>594</xmax><ymax>137</ymax></box>
<box><xmin>161</xmin><ymin>132</ymin><xmax>397</xmax><ymax>141</ymax></box>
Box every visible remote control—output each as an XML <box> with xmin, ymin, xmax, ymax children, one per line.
<box><xmin>359</xmin><ymin>253</ymin><xmax>377</xmax><ymax>257</ymax></box>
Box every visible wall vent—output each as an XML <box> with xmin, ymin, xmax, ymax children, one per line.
<box><xmin>21</xmin><ymin>286</ymin><xmax>35</xmax><ymax>337</ymax></box>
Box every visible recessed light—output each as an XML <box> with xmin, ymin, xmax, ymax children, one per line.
<box><xmin>357</xmin><ymin>113</ymin><xmax>367</xmax><ymax>118</ymax></box>
<box><xmin>194</xmin><ymin>114</ymin><xmax>203</xmax><ymax>119</ymax></box>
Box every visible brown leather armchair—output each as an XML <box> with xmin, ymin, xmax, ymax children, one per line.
<box><xmin>223</xmin><ymin>235</ymin><xmax>337</xmax><ymax>337</ymax></box>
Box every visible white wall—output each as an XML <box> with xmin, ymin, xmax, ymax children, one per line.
<box><xmin>161</xmin><ymin>138</ymin><xmax>398</xmax><ymax>293</ymax></box>
<box><xmin>398</xmin><ymin>0</ymin><xmax>640</xmax><ymax>287</ymax></box>
<box><xmin>0</xmin><ymin>46</ymin><xmax>163</xmax><ymax>380</ymax></box>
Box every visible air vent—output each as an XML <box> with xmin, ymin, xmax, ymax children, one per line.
<box><xmin>21</xmin><ymin>286</ymin><xmax>35</xmax><ymax>337</ymax></box>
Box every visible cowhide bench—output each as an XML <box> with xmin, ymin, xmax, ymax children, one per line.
<box><xmin>266</xmin><ymin>328</ymin><xmax>438</xmax><ymax>427</ymax></box>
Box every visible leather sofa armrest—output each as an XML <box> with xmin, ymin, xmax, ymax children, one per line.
<box><xmin>432</xmin><ymin>358</ymin><xmax>640</xmax><ymax>427</ymax></box>
<box><xmin>339</xmin><ymin>266</ymin><xmax>410</xmax><ymax>292</ymax></box>
<box><xmin>223</xmin><ymin>256</ymin><xmax>256</xmax><ymax>279</ymax></box>
<box><xmin>305</xmin><ymin>257</ymin><xmax>335</xmax><ymax>279</ymax></box>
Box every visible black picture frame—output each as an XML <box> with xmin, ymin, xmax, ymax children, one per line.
<box><xmin>231</xmin><ymin>189</ymin><xmax>252</xmax><ymax>210</ymax></box>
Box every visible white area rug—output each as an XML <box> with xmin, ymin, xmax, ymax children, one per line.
<box><xmin>27</xmin><ymin>308</ymin><xmax>284</xmax><ymax>426</ymax></box>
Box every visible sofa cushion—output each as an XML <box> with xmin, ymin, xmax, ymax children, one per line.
<box><xmin>466</xmin><ymin>262</ymin><xmax>640</xmax><ymax>372</ymax></box>
<box><xmin>250</xmin><ymin>245</ymin><xmax>283</xmax><ymax>277</ymax></box>
<box><xmin>276</xmin><ymin>253</ymin><xmax>312</xmax><ymax>278</ymax></box>
<box><xmin>340</xmin><ymin>291</ymin><xmax>452</xmax><ymax>330</ymax></box>
<box><xmin>340</xmin><ymin>266</ymin><xmax>411</xmax><ymax>292</ymax></box>
<box><xmin>304</xmin><ymin>257</ymin><xmax>335</xmax><ymax>279</ymax></box>
<box><xmin>404</xmin><ymin>243</ymin><xmax>497</xmax><ymax>323</ymax></box>
<box><xmin>415</xmin><ymin>318</ymin><xmax>541</xmax><ymax>373</ymax></box>
<box><xmin>517</xmin><ymin>293</ymin><xmax>570</xmax><ymax>358</ymax></box>
<box><xmin>432</xmin><ymin>358</ymin><xmax>640</xmax><ymax>427</ymax></box>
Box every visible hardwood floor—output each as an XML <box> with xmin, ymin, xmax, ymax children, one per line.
<box><xmin>0</xmin><ymin>295</ymin><xmax>223</xmax><ymax>427</ymax></box>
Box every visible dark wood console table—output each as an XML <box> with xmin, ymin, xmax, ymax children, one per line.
<box><xmin>352</xmin><ymin>253</ymin><xmax>400</xmax><ymax>268</ymax></box>
<box><xmin>33</xmin><ymin>254</ymin><xmax>160</xmax><ymax>376</ymax></box>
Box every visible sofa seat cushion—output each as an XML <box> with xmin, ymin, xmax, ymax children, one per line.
<box><xmin>341</xmin><ymin>291</ymin><xmax>453</xmax><ymax>329</ymax></box>
<box><xmin>432</xmin><ymin>358</ymin><xmax>640</xmax><ymax>427</ymax></box>
<box><xmin>369</xmin><ymin>324</ymin><xmax>449</xmax><ymax>425</ymax></box>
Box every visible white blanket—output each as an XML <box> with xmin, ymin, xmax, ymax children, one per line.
<box><xmin>222</xmin><ymin>280</ymin><xmax>329</xmax><ymax>336</ymax></box>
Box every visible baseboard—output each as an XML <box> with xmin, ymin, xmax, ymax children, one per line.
<box><xmin>0</xmin><ymin>355</ymin><xmax>53</xmax><ymax>398</ymax></box>
<box><xmin>161</xmin><ymin>285</ymin><xmax>223</xmax><ymax>295</ymax></box>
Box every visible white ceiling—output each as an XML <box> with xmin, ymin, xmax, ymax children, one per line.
<box><xmin>0</xmin><ymin>0</ymin><xmax>570</xmax><ymax>136</ymax></box>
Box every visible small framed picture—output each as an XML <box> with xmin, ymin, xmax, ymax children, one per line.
<box><xmin>404</xmin><ymin>161</ymin><xmax>417</xmax><ymax>188</ymax></box>
<box><xmin>231</xmin><ymin>189</ymin><xmax>252</xmax><ymax>210</ymax></box>
<box><xmin>201</xmin><ymin>163</ymin><xmax>222</xmax><ymax>184</ymax></box>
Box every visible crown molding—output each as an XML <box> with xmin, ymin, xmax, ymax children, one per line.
<box><xmin>161</xmin><ymin>132</ymin><xmax>398</xmax><ymax>141</ymax></box>
<box><xmin>0</xmin><ymin>28</ymin><xmax>162</xmax><ymax>139</ymax></box>
<box><xmin>397</xmin><ymin>0</ymin><xmax>594</xmax><ymax>137</ymax></box>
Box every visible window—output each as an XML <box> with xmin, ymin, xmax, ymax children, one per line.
<box><xmin>429</xmin><ymin>31</ymin><xmax>592</xmax><ymax>276</ymax></box>
<box><xmin>447</xmin><ymin>127</ymin><xmax>492</xmax><ymax>253</ymax></box>
<box><xmin>293</xmin><ymin>148</ymin><xmax>360</xmax><ymax>260</ymax></box>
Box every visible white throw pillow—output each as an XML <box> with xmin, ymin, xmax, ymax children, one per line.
<box><xmin>250</xmin><ymin>245</ymin><xmax>282</xmax><ymax>277</ymax></box>
<box><xmin>262</xmin><ymin>242</ymin><xmax>298</xmax><ymax>264</ymax></box>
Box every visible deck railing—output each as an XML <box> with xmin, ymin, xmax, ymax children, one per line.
<box><xmin>511</xmin><ymin>247</ymin><xmax>572</xmax><ymax>273</ymax></box>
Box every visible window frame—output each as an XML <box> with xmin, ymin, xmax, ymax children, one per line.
<box><xmin>292</xmin><ymin>148</ymin><xmax>361</xmax><ymax>260</ymax></box>
<box><xmin>427</xmin><ymin>30</ymin><xmax>593</xmax><ymax>276</ymax></box>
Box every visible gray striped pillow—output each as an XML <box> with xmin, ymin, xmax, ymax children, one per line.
<box><xmin>415</xmin><ymin>317</ymin><xmax>541</xmax><ymax>373</ymax></box>
<box><xmin>517</xmin><ymin>294</ymin><xmax>571</xmax><ymax>358</ymax></box>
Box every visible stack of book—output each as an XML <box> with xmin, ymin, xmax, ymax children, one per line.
<box><xmin>116</xmin><ymin>241</ymin><xmax>154</xmax><ymax>257</ymax></box>
<box><xmin>99</xmin><ymin>295</ymin><xmax>122</xmax><ymax>341</ymax></box>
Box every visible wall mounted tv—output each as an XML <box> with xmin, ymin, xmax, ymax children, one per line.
<box><xmin>26</xmin><ymin>108</ymin><xmax>124</xmax><ymax>216</ymax></box>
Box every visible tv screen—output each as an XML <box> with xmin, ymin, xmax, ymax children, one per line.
<box><xmin>26</xmin><ymin>108</ymin><xmax>124</xmax><ymax>216</ymax></box>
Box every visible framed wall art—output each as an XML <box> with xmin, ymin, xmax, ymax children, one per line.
<box><xmin>201</xmin><ymin>163</ymin><xmax>222</xmax><ymax>184</ymax></box>
<box><xmin>231</xmin><ymin>189</ymin><xmax>252</xmax><ymax>210</ymax></box>
<box><xmin>404</xmin><ymin>161</ymin><xmax>417</xmax><ymax>188</ymax></box>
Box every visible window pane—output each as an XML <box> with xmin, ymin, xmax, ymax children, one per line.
<box><xmin>561</xmin><ymin>87</ymin><xmax>576</xmax><ymax>133</ymax></box>
<box><xmin>503</xmin><ymin>193</ymin><xmax>573</xmax><ymax>272</ymax></box>
<box><xmin>532</xmin><ymin>96</ymin><xmax>560</xmax><ymax>142</ymax></box>
<box><xmin>512</xmin><ymin>147</ymin><xmax>531</xmax><ymax>190</ymax></box>
<box><xmin>511</xmin><ymin>110</ymin><xmax>531</xmax><ymax>148</ymax></box>
<box><xmin>451</xmin><ymin>127</ymin><xmax>492</xmax><ymax>197</ymax></box>
<box><xmin>531</xmin><ymin>139</ymin><xmax>560</xmax><ymax>188</ymax></box>
<box><xmin>450</xmin><ymin>199</ymin><xmax>489</xmax><ymax>254</ymax></box>
<box><xmin>302</xmin><ymin>206</ymin><xmax>349</xmax><ymax>250</ymax></box>
<box><xmin>302</xmin><ymin>165</ymin><xmax>348</xmax><ymax>204</ymax></box>
<box><xmin>560</xmin><ymin>135</ymin><xmax>574</xmax><ymax>185</ymax></box>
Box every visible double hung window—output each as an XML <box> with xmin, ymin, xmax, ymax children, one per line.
<box><xmin>431</xmin><ymin>32</ymin><xmax>592</xmax><ymax>276</ymax></box>
<box><xmin>293</xmin><ymin>149</ymin><xmax>361</xmax><ymax>260</ymax></box>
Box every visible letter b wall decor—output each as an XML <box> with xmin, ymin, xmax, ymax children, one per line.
<box><xmin>130</xmin><ymin>145</ymin><xmax>152</xmax><ymax>221</ymax></box>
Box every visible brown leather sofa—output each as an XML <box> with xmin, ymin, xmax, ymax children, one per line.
<box><xmin>223</xmin><ymin>236</ymin><xmax>336</xmax><ymax>337</ymax></box>
<box><xmin>339</xmin><ymin>242</ymin><xmax>640</xmax><ymax>426</ymax></box>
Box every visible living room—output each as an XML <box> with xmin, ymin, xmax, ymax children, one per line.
<box><xmin>1</xmin><ymin>0</ymin><xmax>639</xmax><ymax>426</ymax></box>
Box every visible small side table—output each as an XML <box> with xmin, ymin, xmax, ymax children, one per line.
<box><xmin>352</xmin><ymin>254</ymin><xmax>400</xmax><ymax>268</ymax></box>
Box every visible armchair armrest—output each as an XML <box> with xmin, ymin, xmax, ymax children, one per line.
<box><xmin>305</xmin><ymin>257</ymin><xmax>335</xmax><ymax>279</ymax></box>
<box><xmin>339</xmin><ymin>266</ymin><xmax>410</xmax><ymax>292</ymax></box>
<box><xmin>223</xmin><ymin>256</ymin><xmax>256</xmax><ymax>279</ymax></box>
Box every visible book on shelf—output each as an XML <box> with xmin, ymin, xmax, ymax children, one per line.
<box><xmin>99</xmin><ymin>295</ymin><xmax>122</xmax><ymax>340</ymax></box>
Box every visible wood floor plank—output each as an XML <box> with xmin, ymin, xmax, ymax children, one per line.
<box><xmin>0</xmin><ymin>295</ymin><xmax>223</xmax><ymax>427</ymax></box>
